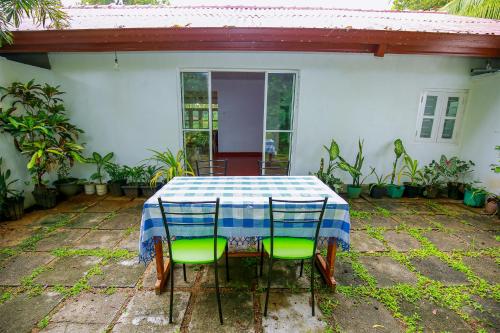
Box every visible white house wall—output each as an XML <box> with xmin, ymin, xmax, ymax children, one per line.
<box><xmin>2</xmin><ymin>52</ymin><xmax>482</xmax><ymax>197</ymax></box>
<box><xmin>460</xmin><ymin>72</ymin><xmax>500</xmax><ymax>193</ymax></box>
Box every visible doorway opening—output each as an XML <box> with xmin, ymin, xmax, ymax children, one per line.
<box><xmin>180</xmin><ymin>70</ymin><xmax>296</xmax><ymax>176</ymax></box>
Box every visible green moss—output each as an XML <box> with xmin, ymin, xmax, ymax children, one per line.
<box><xmin>0</xmin><ymin>291</ymin><xmax>13</xmax><ymax>304</ymax></box>
<box><xmin>350</xmin><ymin>210</ymin><xmax>372</xmax><ymax>220</ymax></box>
<box><xmin>37</xmin><ymin>315</ymin><xmax>50</xmax><ymax>329</ymax></box>
<box><xmin>51</xmin><ymin>247</ymin><xmax>135</xmax><ymax>259</ymax></box>
<box><xmin>375</xmin><ymin>207</ymin><xmax>392</xmax><ymax>218</ymax></box>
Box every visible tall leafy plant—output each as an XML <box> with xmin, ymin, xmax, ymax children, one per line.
<box><xmin>402</xmin><ymin>154</ymin><xmax>423</xmax><ymax>185</ymax></box>
<box><xmin>0</xmin><ymin>157</ymin><xmax>22</xmax><ymax>210</ymax></box>
<box><xmin>390</xmin><ymin>139</ymin><xmax>406</xmax><ymax>185</ymax></box>
<box><xmin>337</xmin><ymin>139</ymin><xmax>365</xmax><ymax>187</ymax></box>
<box><xmin>434</xmin><ymin>155</ymin><xmax>474</xmax><ymax>184</ymax></box>
<box><xmin>0</xmin><ymin>81</ymin><xmax>85</xmax><ymax>187</ymax></box>
<box><xmin>314</xmin><ymin>139</ymin><xmax>342</xmax><ymax>191</ymax></box>
<box><xmin>87</xmin><ymin>152</ymin><xmax>114</xmax><ymax>184</ymax></box>
<box><xmin>147</xmin><ymin>149</ymin><xmax>194</xmax><ymax>186</ymax></box>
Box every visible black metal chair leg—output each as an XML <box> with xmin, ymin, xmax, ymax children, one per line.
<box><xmin>300</xmin><ymin>259</ymin><xmax>304</xmax><ymax>277</ymax></box>
<box><xmin>225</xmin><ymin>243</ymin><xmax>230</xmax><ymax>282</ymax></box>
<box><xmin>183</xmin><ymin>264</ymin><xmax>187</xmax><ymax>282</ymax></box>
<box><xmin>311</xmin><ymin>257</ymin><xmax>315</xmax><ymax>316</ymax></box>
<box><xmin>260</xmin><ymin>243</ymin><xmax>265</xmax><ymax>277</ymax></box>
<box><xmin>264</xmin><ymin>256</ymin><xmax>273</xmax><ymax>317</ymax></box>
<box><xmin>214</xmin><ymin>260</ymin><xmax>223</xmax><ymax>324</ymax></box>
<box><xmin>169</xmin><ymin>262</ymin><xmax>175</xmax><ymax>323</ymax></box>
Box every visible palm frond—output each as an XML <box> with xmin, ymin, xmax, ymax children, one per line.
<box><xmin>443</xmin><ymin>0</ymin><xmax>500</xmax><ymax>19</ymax></box>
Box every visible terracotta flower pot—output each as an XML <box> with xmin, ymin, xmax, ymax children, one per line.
<box><xmin>484</xmin><ymin>198</ymin><xmax>498</xmax><ymax>215</ymax></box>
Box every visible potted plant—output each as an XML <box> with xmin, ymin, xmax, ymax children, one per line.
<box><xmin>0</xmin><ymin>157</ymin><xmax>25</xmax><ymax>220</ymax></box>
<box><xmin>484</xmin><ymin>195</ymin><xmax>498</xmax><ymax>215</ymax></box>
<box><xmin>83</xmin><ymin>179</ymin><xmax>96</xmax><ymax>195</ymax></box>
<box><xmin>140</xmin><ymin>165</ymin><xmax>160</xmax><ymax>197</ymax></box>
<box><xmin>122</xmin><ymin>165</ymin><xmax>145</xmax><ymax>198</ymax></box>
<box><xmin>87</xmin><ymin>152</ymin><xmax>114</xmax><ymax>196</ymax></box>
<box><xmin>313</xmin><ymin>139</ymin><xmax>343</xmax><ymax>192</ymax></box>
<box><xmin>420</xmin><ymin>162</ymin><xmax>442</xmax><ymax>199</ymax></box>
<box><xmin>386</xmin><ymin>139</ymin><xmax>406</xmax><ymax>199</ymax></box>
<box><xmin>463</xmin><ymin>185</ymin><xmax>488</xmax><ymax>208</ymax></box>
<box><xmin>0</xmin><ymin>81</ymin><xmax>85</xmax><ymax>208</ymax></box>
<box><xmin>52</xmin><ymin>157</ymin><xmax>82</xmax><ymax>197</ymax></box>
<box><xmin>402</xmin><ymin>154</ymin><xmax>423</xmax><ymax>198</ymax></box>
<box><xmin>104</xmin><ymin>162</ymin><xmax>127</xmax><ymax>196</ymax></box>
<box><xmin>368</xmin><ymin>167</ymin><xmax>387</xmax><ymax>199</ymax></box>
<box><xmin>146</xmin><ymin>149</ymin><xmax>194</xmax><ymax>187</ymax></box>
<box><xmin>337</xmin><ymin>139</ymin><xmax>365</xmax><ymax>199</ymax></box>
<box><xmin>434</xmin><ymin>155</ymin><xmax>474</xmax><ymax>200</ymax></box>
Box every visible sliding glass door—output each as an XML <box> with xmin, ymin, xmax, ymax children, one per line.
<box><xmin>263</xmin><ymin>72</ymin><xmax>296</xmax><ymax>168</ymax></box>
<box><xmin>180</xmin><ymin>72</ymin><xmax>212</xmax><ymax>169</ymax></box>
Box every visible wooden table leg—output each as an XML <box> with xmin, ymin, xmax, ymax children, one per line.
<box><xmin>154</xmin><ymin>236</ymin><xmax>171</xmax><ymax>295</ymax></box>
<box><xmin>315</xmin><ymin>238</ymin><xmax>337</xmax><ymax>290</ymax></box>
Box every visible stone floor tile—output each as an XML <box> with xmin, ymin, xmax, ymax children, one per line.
<box><xmin>366</xmin><ymin>215</ymin><xmax>400</xmax><ymax>229</ymax></box>
<box><xmin>142</xmin><ymin>261</ymin><xmax>199</xmax><ymax>290</ymax></box>
<box><xmin>463</xmin><ymin>215</ymin><xmax>500</xmax><ymax>231</ymax></box>
<box><xmin>373</xmin><ymin>201</ymin><xmax>415</xmax><ymax>215</ymax></box>
<box><xmin>462</xmin><ymin>256</ymin><xmax>499</xmax><ymax>284</ymax></box>
<box><xmin>119</xmin><ymin>199</ymin><xmax>145</xmax><ymax>214</ymax></box>
<box><xmin>51</xmin><ymin>195</ymin><xmax>100</xmax><ymax>213</ymax></box>
<box><xmin>0</xmin><ymin>291</ymin><xmax>63</xmax><ymax>333</ymax></box>
<box><xmin>428</xmin><ymin>214</ymin><xmax>480</xmax><ymax>232</ymax></box>
<box><xmin>332</xmin><ymin>294</ymin><xmax>404</xmax><ymax>333</ymax></box>
<box><xmin>0</xmin><ymin>227</ymin><xmax>35</xmax><ymax>248</ymax></box>
<box><xmin>67</xmin><ymin>212</ymin><xmax>108</xmax><ymax>229</ymax></box>
<box><xmin>112</xmin><ymin>290</ymin><xmax>188</xmax><ymax>332</ymax></box>
<box><xmin>116</xmin><ymin>230</ymin><xmax>140</xmax><ymax>252</ymax></box>
<box><xmin>258</xmin><ymin>260</ymin><xmax>310</xmax><ymax>289</ymax></box>
<box><xmin>35</xmin><ymin>229</ymin><xmax>89</xmax><ymax>251</ymax></box>
<box><xmin>74</xmin><ymin>230</ymin><xmax>125</xmax><ymax>249</ymax></box>
<box><xmin>410</xmin><ymin>256</ymin><xmax>469</xmax><ymax>285</ymax></box>
<box><xmin>383</xmin><ymin>230</ymin><xmax>421</xmax><ymax>251</ymax></box>
<box><xmin>399</xmin><ymin>299</ymin><xmax>472</xmax><ymax>333</ymax></box>
<box><xmin>455</xmin><ymin>230</ymin><xmax>499</xmax><ymax>250</ymax></box>
<box><xmin>35</xmin><ymin>256</ymin><xmax>101</xmax><ymax>286</ymax></box>
<box><xmin>202</xmin><ymin>257</ymin><xmax>256</xmax><ymax>289</ymax></box>
<box><xmin>50</xmin><ymin>291</ymin><xmax>129</xmax><ymax>324</ymax></box>
<box><xmin>350</xmin><ymin>230</ymin><xmax>386</xmax><ymax>252</ymax></box>
<box><xmin>42</xmin><ymin>322</ymin><xmax>107</xmax><ymax>332</ymax></box>
<box><xmin>0</xmin><ymin>252</ymin><xmax>54</xmax><ymax>286</ymax></box>
<box><xmin>422</xmin><ymin>231</ymin><xmax>468</xmax><ymax>251</ymax></box>
<box><xmin>89</xmin><ymin>258</ymin><xmax>146</xmax><ymax>287</ymax></box>
<box><xmin>334</xmin><ymin>255</ymin><xmax>366</xmax><ymax>287</ymax></box>
<box><xmin>99</xmin><ymin>213</ymin><xmax>141</xmax><ymax>230</ymax></box>
<box><xmin>30</xmin><ymin>213</ymin><xmax>75</xmax><ymax>228</ymax></box>
<box><xmin>461</xmin><ymin>295</ymin><xmax>499</xmax><ymax>330</ymax></box>
<box><xmin>189</xmin><ymin>291</ymin><xmax>254</xmax><ymax>332</ymax></box>
<box><xmin>359</xmin><ymin>256</ymin><xmax>418</xmax><ymax>287</ymax></box>
<box><xmin>262</xmin><ymin>292</ymin><xmax>326</xmax><ymax>332</ymax></box>
<box><xmin>392</xmin><ymin>214</ymin><xmax>433</xmax><ymax>229</ymax></box>
<box><xmin>85</xmin><ymin>200</ymin><xmax>133</xmax><ymax>213</ymax></box>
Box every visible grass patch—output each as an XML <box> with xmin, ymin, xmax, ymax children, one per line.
<box><xmin>17</xmin><ymin>215</ymin><xmax>73</xmax><ymax>251</ymax></box>
<box><xmin>51</xmin><ymin>247</ymin><xmax>135</xmax><ymax>260</ymax></box>
<box><xmin>37</xmin><ymin>315</ymin><xmax>50</xmax><ymax>329</ymax></box>
<box><xmin>350</xmin><ymin>210</ymin><xmax>372</xmax><ymax>220</ymax></box>
<box><xmin>53</xmin><ymin>262</ymin><xmax>105</xmax><ymax>298</ymax></box>
<box><xmin>375</xmin><ymin>207</ymin><xmax>392</xmax><ymax>218</ymax></box>
<box><xmin>0</xmin><ymin>291</ymin><xmax>13</xmax><ymax>304</ymax></box>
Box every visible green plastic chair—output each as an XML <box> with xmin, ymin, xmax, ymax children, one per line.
<box><xmin>158</xmin><ymin>197</ymin><xmax>229</xmax><ymax>325</ymax></box>
<box><xmin>260</xmin><ymin>197</ymin><xmax>328</xmax><ymax>317</ymax></box>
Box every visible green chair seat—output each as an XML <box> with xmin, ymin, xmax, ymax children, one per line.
<box><xmin>171</xmin><ymin>237</ymin><xmax>227</xmax><ymax>264</ymax></box>
<box><xmin>262</xmin><ymin>237</ymin><xmax>314</xmax><ymax>259</ymax></box>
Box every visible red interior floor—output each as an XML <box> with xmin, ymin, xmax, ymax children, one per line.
<box><xmin>214</xmin><ymin>152</ymin><xmax>261</xmax><ymax>176</ymax></box>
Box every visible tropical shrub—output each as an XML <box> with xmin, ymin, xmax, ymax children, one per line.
<box><xmin>147</xmin><ymin>149</ymin><xmax>194</xmax><ymax>186</ymax></box>
<box><xmin>87</xmin><ymin>152</ymin><xmax>114</xmax><ymax>184</ymax></box>
<box><xmin>337</xmin><ymin>139</ymin><xmax>365</xmax><ymax>187</ymax></box>
<box><xmin>433</xmin><ymin>155</ymin><xmax>474</xmax><ymax>184</ymax></box>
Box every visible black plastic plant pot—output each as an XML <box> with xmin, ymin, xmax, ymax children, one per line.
<box><xmin>54</xmin><ymin>179</ymin><xmax>83</xmax><ymax>197</ymax></box>
<box><xmin>140</xmin><ymin>186</ymin><xmax>156</xmax><ymax>198</ymax></box>
<box><xmin>5</xmin><ymin>197</ymin><xmax>24</xmax><ymax>220</ymax></box>
<box><xmin>403</xmin><ymin>184</ymin><xmax>420</xmax><ymax>198</ymax></box>
<box><xmin>108</xmin><ymin>181</ymin><xmax>125</xmax><ymax>197</ymax></box>
<box><xmin>369</xmin><ymin>186</ymin><xmax>387</xmax><ymax>199</ymax></box>
<box><xmin>423</xmin><ymin>185</ymin><xmax>439</xmax><ymax>199</ymax></box>
<box><xmin>447</xmin><ymin>182</ymin><xmax>464</xmax><ymax>200</ymax></box>
<box><xmin>122</xmin><ymin>185</ymin><xmax>140</xmax><ymax>198</ymax></box>
<box><xmin>497</xmin><ymin>201</ymin><xmax>500</xmax><ymax>219</ymax></box>
<box><xmin>32</xmin><ymin>187</ymin><xmax>58</xmax><ymax>209</ymax></box>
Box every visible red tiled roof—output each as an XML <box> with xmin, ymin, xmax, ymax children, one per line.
<box><xmin>15</xmin><ymin>5</ymin><xmax>500</xmax><ymax>35</ymax></box>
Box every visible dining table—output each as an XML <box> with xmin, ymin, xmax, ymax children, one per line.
<box><xmin>139</xmin><ymin>175</ymin><xmax>350</xmax><ymax>294</ymax></box>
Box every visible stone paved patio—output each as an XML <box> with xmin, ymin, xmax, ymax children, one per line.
<box><xmin>0</xmin><ymin>194</ymin><xmax>498</xmax><ymax>332</ymax></box>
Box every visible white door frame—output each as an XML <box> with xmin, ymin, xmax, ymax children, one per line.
<box><xmin>178</xmin><ymin>68</ymin><xmax>300</xmax><ymax>173</ymax></box>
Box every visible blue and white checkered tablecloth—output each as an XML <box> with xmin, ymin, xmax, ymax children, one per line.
<box><xmin>139</xmin><ymin>176</ymin><xmax>350</xmax><ymax>263</ymax></box>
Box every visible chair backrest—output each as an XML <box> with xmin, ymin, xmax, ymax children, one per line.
<box><xmin>268</xmin><ymin>197</ymin><xmax>328</xmax><ymax>257</ymax></box>
<box><xmin>258</xmin><ymin>160</ymin><xmax>290</xmax><ymax>176</ymax></box>
<box><xmin>157</xmin><ymin>198</ymin><xmax>220</xmax><ymax>262</ymax></box>
<box><xmin>196</xmin><ymin>159</ymin><xmax>228</xmax><ymax>176</ymax></box>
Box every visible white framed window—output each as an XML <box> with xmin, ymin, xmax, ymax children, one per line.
<box><xmin>415</xmin><ymin>90</ymin><xmax>467</xmax><ymax>143</ymax></box>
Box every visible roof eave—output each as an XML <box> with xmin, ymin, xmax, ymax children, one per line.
<box><xmin>2</xmin><ymin>27</ymin><xmax>499</xmax><ymax>57</ymax></box>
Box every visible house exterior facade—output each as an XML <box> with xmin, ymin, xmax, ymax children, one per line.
<box><xmin>1</xmin><ymin>6</ymin><xmax>499</xmax><ymax>203</ymax></box>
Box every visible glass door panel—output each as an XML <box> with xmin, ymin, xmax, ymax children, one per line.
<box><xmin>181</xmin><ymin>72</ymin><xmax>211</xmax><ymax>169</ymax></box>
<box><xmin>264</xmin><ymin>72</ymin><xmax>296</xmax><ymax>167</ymax></box>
